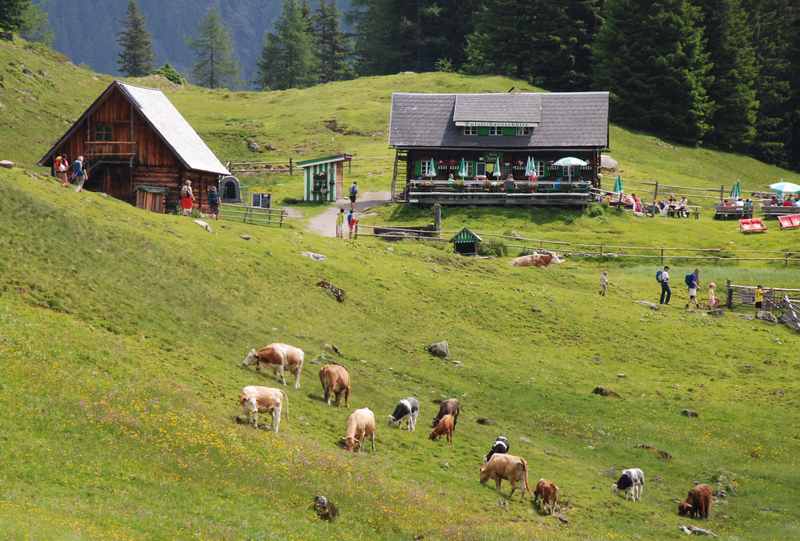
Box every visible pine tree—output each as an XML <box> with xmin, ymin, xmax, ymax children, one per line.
<box><xmin>257</xmin><ymin>0</ymin><xmax>319</xmax><ymax>90</ymax></box>
<box><xmin>117</xmin><ymin>0</ymin><xmax>155</xmax><ymax>77</ymax></box>
<box><xmin>0</xmin><ymin>0</ymin><xmax>29</xmax><ymax>32</ymax></box>
<box><xmin>20</xmin><ymin>1</ymin><xmax>53</xmax><ymax>45</ymax></box>
<box><xmin>697</xmin><ymin>0</ymin><xmax>759</xmax><ymax>150</ymax></box>
<box><xmin>189</xmin><ymin>7</ymin><xmax>239</xmax><ymax>89</ymax></box>
<box><xmin>313</xmin><ymin>0</ymin><xmax>354</xmax><ymax>83</ymax></box>
<box><xmin>787</xmin><ymin>4</ymin><xmax>800</xmax><ymax>169</ymax></box>
<box><xmin>594</xmin><ymin>0</ymin><xmax>713</xmax><ymax>145</ymax></box>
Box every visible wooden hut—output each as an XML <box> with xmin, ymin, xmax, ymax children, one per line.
<box><xmin>298</xmin><ymin>154</ymin><xmax>353</xmax><ymax>202</ymax></box>
<box><xmin>450</xmin><ymin>227</ymin><xmax>482</xmax><ymax>255</ymax></box>
<box><xmin>38</xmin><ymin>80</ymin><xmax>230</xmax><ymax>213</ymax></box>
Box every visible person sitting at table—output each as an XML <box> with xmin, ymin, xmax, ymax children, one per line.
<box><xmin>447</xmin><ymin>173</ymin><xmax>455</xmax><ymax>183</ymax></box>
<box><xmin>632</xmin><ymin>194</ymin><xmax>644</xmax><ymax>216</ymax></box>
<box><xmin>678</xmin><ymin>196</ymin><xmax>688</xmax><ymax>218</ymax></box>
<box><xmin>783</xmin><ymin>197</ymin><xmax>793</xmax><ymax>207</ymax></box>
<box><xmin>736</xmin><ymin>198</ymin><xmax>744</xmax><ymax>208</ymax></box>
<box><xmin>770</xmin><ymin>195</ymin><xmax>779</xmax><ymax>206</ymax></box>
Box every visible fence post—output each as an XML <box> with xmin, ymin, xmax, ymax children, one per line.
<box><xmin>785</xmin><ymin>253</ymin><xmax>789</xmax><ymax>267</ymax></box>
<box><xmin>719</xmin><ymin>185</ymin><xmax>724</xmax><ymax>202</ymax></box>
<box><xmin>653</xmin><ymin>181</ymin><xmax>659</xmax><ymax>201</ymax></box>
<box><xmin>600</xmin><ymin>244</ymin><xmax>604</xmax><ymax>257</ymax></box>
<box><xmin>726</xmin><ymin>279</ymin><xmax>733</xmax><ymax>309</ymax></box>
<box><xmin>660</xmin><ymin>248</ymin><xmax>664</xmax><ymax>265</ymax></box>
<box><xmin>433</xmin><ymin>203</ymin><xmax>442</xmax><ymax>232</ymax></box>
<box><xmin>289</xmin><ymin>158</ymin><xmax>293</xmax><ymax>176</ymax></box>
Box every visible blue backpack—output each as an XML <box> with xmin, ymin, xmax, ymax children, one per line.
<box><xmin>656</xmin><ymin>270</ymin><xmax>663</xmax><ymax>283</ymax></box>
<box><xmin>685</xmin><ymin>273</ymin><xmax>695</xmax><ymax>287</ymax></box>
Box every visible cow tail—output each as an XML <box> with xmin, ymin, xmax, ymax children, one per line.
<box><xmin>522</xmin><ymin>459</ymin><xmax>531</xmax><ymax>495</ymax></box>
<box><xmin>281</xmin><ymin>390</ymin><xmax>289</xmax><ymax>421</ymax></box>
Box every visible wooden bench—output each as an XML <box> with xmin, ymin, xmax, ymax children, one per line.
<box><xmin>763</xmin><ymin>205</ymin><xmax>800</xmax><ymax>219</ymax></box>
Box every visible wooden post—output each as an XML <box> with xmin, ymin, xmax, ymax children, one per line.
<box><xmin>289</xmin><ymin>158</ymin><xmax>293</xmax><ymax>176</ymax></box>
<box><xmin>720</xmin><ymin>185</ymin><xmax>724</xmax><ymax>202</ymax></box>
<box><xmin>653</xmin><ymin>181</ymin><xmax>659</xmax><ymax>201</ymax></box>
<box><xmin>433</xmin><ymin>203</ymin><xmax>442</xmax><ymax>232</ymax></box>
<box><xmin>600</xmin><ymin>244</ymin><xmax>604</xmax><ymax>257</ymax></box>
<box><xmin>660</xmin><ymin>248</ymin><xmax>664</xmax><ymax>265</ymax></box>
<box><xmin>726</xmin><ymin>279</ymin><xmax>733</xmax><ymax>309</ymax></box>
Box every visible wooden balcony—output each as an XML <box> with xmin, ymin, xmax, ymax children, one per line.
<box><xmin>85</xmin><ymin>141</ymin><xmax>137</xmax><ymax>159</ymax></box>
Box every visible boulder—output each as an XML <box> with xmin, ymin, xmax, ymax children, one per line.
<box><xmin>600</xmin><ymin>154</ymin><xmax>619</xmax><ymax>172</ymax></box>
<box><xmin>681</xmin><ymin>409</ymin><xmax>699</xmax><ymax>418</ymax></box>
<box><xmin>240</xmin><ymin>234</ymin><xmax>252</xmax><ymax>241</ymax></box>
<box><xmin>247</xmin><ymin>140</ymin><xmax>262</xmax><ymax>152</ymax></box>
<box><xmin>636</xmin><ymin>300</ymin><xmax>660</xmax><ymax>311</ymax></box>
<box><xmin>427</xmin><ymin>340</ymin><xmax>449</xmax><ymax>358</ymax></box>
<box><xmin>592</xmin><ymin>386</ymin><xmax>621</xmax><ymax>398</ymax></box>
<box><xmin>476</xmin><ymin>418</ymin><xmax>496</xmax><ymax>426</ymax></box>
<box><xmin>756</xmin><ymin>310</ymin><xmax>778</xmax><ymax>324</ymax></box>
<box><xmin>0</xmin><ymin>160</ymin><xmax>14</xmax><ymax>169</ymax></box>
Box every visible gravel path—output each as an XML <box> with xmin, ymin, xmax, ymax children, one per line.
<box><xmin>307</xmin><ymin>191</ymin><xmax>391</xmax><ymax>237</ymax></box>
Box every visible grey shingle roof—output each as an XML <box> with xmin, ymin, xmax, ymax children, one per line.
<box><xmin>453</xmin><ymin>94</ymin><xmax>541</xmax><ymax>125</ymax></box>
<box><xmin>389</xmin><ymin>92</ymin><xmax>609</xmax><ymax>149</ymax></box>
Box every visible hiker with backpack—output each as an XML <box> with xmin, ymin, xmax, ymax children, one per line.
<box><xmin>349</xmin><ymin>182</ymin><xmax>358</xmax><ymax>210</ymax></box>
<box><xmin>54</xmin><ymin>155</ymin><xmax>70</xmax><ymax>187</ymax></box>
<box><xmin>657</xmin><ymin>265</ymin><xmax>671</xmax><ymax>305</ymax></box>
<box><xmin>71</xmin><ymin>156</ymin><xmax>88</xmax><ymax>192</ymax></box>
<box><xmin>685</xmin><ymin>269</ymin><xmax>700</xmax><ymax>309</ymax></box>
<box><xmin>207</xmin><ymin>185</ymin><xmax>220</xmax><ymax>220</ymax></box>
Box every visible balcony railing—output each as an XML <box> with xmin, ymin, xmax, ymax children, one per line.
<box><xmin>85</xmin><ymin>141</ymin><xmax>137</xmax><ymax>158</ymax></box>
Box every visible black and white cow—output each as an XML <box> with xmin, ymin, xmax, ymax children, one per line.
<box><xmin>612</xmin><ymin>468</ymin><xmax>645</xmax><ymax>501</ymax></box>
<box><xmin>387</xmin><ymin>397</ymin><xmax>419</xmax><ymax>431</ymax></box>
<box><xmin>484</xmin><ymin>436</ymin><xmax>510</xmax><ymax>463</ymax></box>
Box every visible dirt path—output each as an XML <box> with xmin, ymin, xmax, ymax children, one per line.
<box><xmin>307</xmin><ymin>191</ymin><xmax>391</xmax><ymax>237</ymax></box>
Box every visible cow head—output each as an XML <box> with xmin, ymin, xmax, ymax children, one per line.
<box><xmin>343</xmin><ymin>436</ymin><xmax>358</xmax><ymax>452</ymax></box>
<box><xmin>242</xmin><ymin>349</ymin><xmax>258</xmax><ymax>367</ymax></box>
<box><xmin>479</xmin><ymin>464</ymin><xmax>489</xmax><ymax>485</ymax></box>
<box><xmin>678</xmin><ymin>501</ymin><xmax>693</xmax><ymax>516</ymax></box>
<box><xmin>387</xmin><ymin>415</ymin><xmax>400</xmax><ymax>427</ymax></box>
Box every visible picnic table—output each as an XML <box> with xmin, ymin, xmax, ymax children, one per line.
<box><xmin>714</xmin><ymin>204</ymin><xmax>752</xmax><ymax>220</ymax></box>
<box><xmin>762</xmin><ymin>205</ymin><xmax>800</xmax><ymax>219</ymax></box>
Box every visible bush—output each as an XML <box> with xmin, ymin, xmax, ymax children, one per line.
<box><xmin>154</xmin><ymin>64</ymin><xmax>186</xmax><ymax>85</ymax></box>
<box><xmin>478</xmin><ymin>239</ymin><xmax>508</xmax><ymax>257</ymax></box>
<box><xmin>434</xmin><ymin>58</ymin><xmax>455</xmax><ymax>72</ymax></box>
<box><xmin>586</xmin><ymin>203</ymin><xmax>605</xmax><ymax>218</ymax></box>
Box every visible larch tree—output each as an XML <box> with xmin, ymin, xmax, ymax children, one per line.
<box><xmin>313</xmin><ymin>0</ymin><xmax>354</xmax><ymax>84</ymax></box>
<box><xmin>189</xmin><ymin>7</ymin><xmax>239</xmax><ymax>89</ymax></box>
<box><xmin>117</xmin><ymin>0</ymin><xmax>155</xmax><ymax>77</ymax></box>
<box><xmin>257</xmin><ymin>0</ymin><xmax>319</xmax><ymax>90</ymax></box>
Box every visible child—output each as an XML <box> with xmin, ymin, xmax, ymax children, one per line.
<box><xmin>707</xmin><ymin>282</ymin><xmax>718</xmax><ymax>309</ymax></box>
<box><xmin>599</xmin><ymin>271</ymin><xmax>609</xmax><ymax>296</ymax></box>
<box><xmin>347</xmin><ymin>209</ymin><xmax>355</xmax><ymax>239</ymax></box>
<box><xmin>754</xmin><ymin>285</ymin><xmax>764</xmax><ymax>311</ymax></box>
<box><xmin>335</xmin><ymin>208</ymin><xmax>345</xmax><ymax>238</ymax></box>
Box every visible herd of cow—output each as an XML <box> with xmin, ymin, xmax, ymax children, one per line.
<box><xmin>238</xmin><ymin>343</ymin><xmax>714</xmax><ymax>520</ymax></box>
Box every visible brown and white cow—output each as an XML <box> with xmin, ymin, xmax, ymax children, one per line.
<box><xmin>479</xmin><ymin>453</ymin><xmax>531</xmax><ymax>501</ymax></box>
<box><xmin>678</xmin><ymin>484</ymin><xmax>713</xmax><ymax>519</ymax></box>
<box><xmin>319</xmin><ymin>363</ymin><xmax>350</xmax><ymax>407</ymax></box>
<box><xmin>242</xmin><ymin>343</ymin><xmax>304</xmax><ymax>389</ymax></box>
<box><xmin>533</xmin><ymin>479</ymin><xmax>560</xmax><ymax>515</ymax></box>
<box><xmin>429</xmin><ymin>414</ymin><xmax>455</xmax><ymax>445</ymax></box>
<box><xmin>432</xmin><ymin>398</ymin><xmax>460</xmax><ymax>429</ymax></box>
<box><xmin>512</xmin><ymin>252</ymin><xmax>564</xmax><ymax>268</ymax></box>
<box><xmin>343</xmin><ymin>407</ymin><xmax>376</xmax><ymax>453</ymax></box>
<box><xmin>239</xmin><ymin>385</ymin><xmax>288</xmax><ymax>433</ymax></box>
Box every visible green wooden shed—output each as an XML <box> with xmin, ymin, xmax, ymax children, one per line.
<box><xmin>450</xmin><ymin>227</ymin><xmax>482</xmax><ymax>255</ymax></box>
<box><xmin>298</xmin><ymin>154</ymin><xmax>353</xmax><ymax>202</ymax></box>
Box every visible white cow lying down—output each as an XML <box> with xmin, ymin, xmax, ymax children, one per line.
<box><xmin>512</xmin><ymin>252</ymin><xmax>564</xmax><ymax>267</ymax></box>
<box><xmin>239</xmin><ymin>385</ymin><xmax>288</xmax><ymax>433</ymax></box>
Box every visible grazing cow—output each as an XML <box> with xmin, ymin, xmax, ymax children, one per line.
<box><xmin>533</xmin><ymin>479</ymin><xmax>560</xmax><ymax>515</ymax></box>
<box><xmin>319</xmin><ymin>363</ymin><xmax>350</xmax><ymax>407</ymax></box>
<box><xmin>612</xmin><ymin>468</ymin><xmax>645</xmax><ymax>501</ymax></box>
<box><xmin>432</xmin><ymin>398</ymin><xmax>460</xmax><ymax>428</ymax></box>
<box><xmin>239</xmin><ymin>385</ymin><xmax>288</xmax><ymax>433</ymax></box>
<box><xmin>512</xmin><ymin>252</ymin><xmax>564</xmax><ymax>268</ymax></box>
<box><xmin>678</xmin><ymin>484</ymin><xmax>713</xmax><ymax>519</ymax></box>
<box><xmin>242</xmin><ymin>343</ymin><xmax>305</xmax><ymax>389</ymax></box>
<box><xmin>479</xmin><ymin>453</ymin><xmax>531</xmax><ymax>501</ymax></box>
<box><xmin>484</xmin><ymin>435</ymin><xmax>510</xmax><ymax>463</ymax></box>
<box><xmin>388</xmin><ymin>397</ymin><xmax>419</xmax><ymax>431</ymax></box>
<box><xmin>429</xmin><ymin>414</ymin><xmax>455</xmax><ymax>445</ymax></box>
<box><xmin>343</xmin><ymin>408</ymin><xmax>376</xmax><ymax>453</ymax></box>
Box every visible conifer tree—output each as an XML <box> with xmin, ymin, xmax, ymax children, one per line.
<box><xmin>313</xmin><ymin>0</ymin><xmax>354</xmax><ymax>83</ymax></box>
<box><xmin>189</xmin><ymin>7</ymin><xmax>239</xmax><ymax>89</ymax></box>
<box><xmin>698</xmin><ymin>0</ymin><xmax>759</xmax><ymax>150</ymax></box>
<box><xmin>257</xmin><ymin>0</ymin><xmax>319</xmax><ymax>90</ymax></box>
<box><xmin>0</xmin><ymin>0</ymin><xmax>29</xmax><ymax>32</ymax></box>
<box><xmin>594</xmin><ymin>0</ymin><xmax>713</xmax><ymax>145</ymax></box>
<box><xmin>20</xmin><ymin>1</ymin><xmax>53</xmax><ymax>45</ymax></box>
<box><xmin>117</xmin><ymin>0</ymin><xmax>155</xmax><ymax>77</ymax></box>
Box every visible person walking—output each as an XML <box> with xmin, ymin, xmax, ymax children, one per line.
<box><xmin>207</xmin><ymin>185</ymin><xmax>220</xmax><ymax>220</ymax></box>
<box><xmin>54</xmin><ymin>155</ymin><xmax>70</xmax><ymax>187</ymax></box>
<box><xmin>72</xmin><ymin>156</ymin><xmax>88</xmax><ymax>192</ymax></box>
<box><xmin>599</xmin><ymin>271</ymin><xmax>609</xmax><ymax>296</ymax></box>
<box><xmin>685</xmin><ymin>268</ymin><xmax>700</xmax><ymax>309</ymax></box>
<box><xmin>754</xmin><ymin>285</ymin><xmax>764</xmax><ymax>312</ymax></box>
<box><xmin>707</xmin><ymin>282</ymin><xmax>718</xmax><ymax>309</ymax></box>
<box><xmin>349</xmin><ymin>181</ymin><xmax>358</xmax><ymax>210</ymax></box>
<box><xmin>658</xmin><ymin>265</ymin><xmax>671</xmax><ymax>305</ymax></box>
<box><xmin>180</xmin><ymin>180</ymin><xmax>194</xmax><ymax>216</ymax></box>
<box><xmin>347</xmin><ymin>209</ymin><xmax>355</xmax><ymax>239</ymax></box>
<box><xmin>335</xmin><ymin>208</ymin><xmax>345</xmax><ymax>238</ymax></box>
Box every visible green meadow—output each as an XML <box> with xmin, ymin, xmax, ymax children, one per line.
<box><xmin>1</xmin><ymin>38</ymin><xmax>800</xmax><ymax>540</ymax></box>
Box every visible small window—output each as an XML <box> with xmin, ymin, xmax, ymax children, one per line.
<box><xmin>488</xmin><ymin>126</ymin><xmax>501</xmax><ymax>136</ymax></box>
<box><xmin>95</xmin><ymin>123</ymin><xmax>113</xmax><ymax>141</ymax></box>
<box><xmin>421</xmin><ymin>160</ymin><xmax>433</xmax><ymax>176</ymax></box>
<box><xmin>476</xmin><ymin>161</ymin><xmax>486</xmax><ymax>177</ymax></box>
<box><xmin>516</xmin><ymin>127</ymin><xmax>532</xmax><ymax>136</ymax></box>
<box><xmin>463</xmin><ymin>126</ymin><xmax>478</xmax><ymax>136</ymax></box>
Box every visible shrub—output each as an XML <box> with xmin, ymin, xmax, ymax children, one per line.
<box><xmin>478</xmin><ymin>239</ymin><xmax>508</xmax><ymax>257</ymax></box>
<box><xmin>586</xmin><ymin>203</ymin><xmax>605</xmax><ymax>218</ymax></box>
<box><xmin>154</xmin><ymin>64</ymin><xmax>186</xmax><ymax>85</ymax></box>
<box><xmin>434</xmin><ymin>58</ymin><xmax>455</xmax><ymax>72</ymax></box>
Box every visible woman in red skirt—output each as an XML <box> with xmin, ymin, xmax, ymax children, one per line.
<box><xmin>180</xmin><ymin>180</ymin><xmax>194</xmax><ymax>216</ymax></box>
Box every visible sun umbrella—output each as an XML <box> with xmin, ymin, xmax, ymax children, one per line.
<box><xmin>528</xmin><ymin>158</ymin><xmax>538</xmax><ymax>181</ymax></box>
<box><xmin>770</xmin><ymin>181</ymin><xmax>800</xmax><ymax>196</ymax></box>
<box><xmin>613</xmin><ymin>176</ymin><xmax>623</xmax><ymax>193</ymax></box>
<box><xmin>493</xmin><ymin>156</ymin><xmax>502</xmax><ymax>178</ymax></box>
<box><xmin>730</xmin><ymin>180</ymin><xmax>741</xmax><ymax>199</ymax></box>
<box><xmin>458</xmin><ymin>158</ymin><xmax>467</xmax><ymax>179</ymax></box>
<box><xmin>428</xmin><ymin>158</ymin><xmax>437</xmax><ymax>178</ymax></box>
<box><xmin>554</xmin><ymin>156</ymin><xmax>588</xmax><ymax>183</ymax></box>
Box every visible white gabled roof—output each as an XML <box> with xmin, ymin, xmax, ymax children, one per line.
<box><xmin>118</xmin><ymin>82</ymin><xmax>229</xmax><ymax>176</ymax></box>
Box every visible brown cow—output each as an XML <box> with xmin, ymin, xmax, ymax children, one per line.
<box><xmin>533</xmin><ymin>479</ymin><xmax>560</xmax><ymax>515</ymax></box>
<box><xmin>678</xmin><ymin>484</ymin><xmax>713</xmax><ymax>519</ymax></box>
<box><xmin>239</xmin><ymin>386</ymin><xmax>288</xmax><ymax>433</ymax></box>
<box><xmin>429</xmin><ymin>414</ymin><xmax>455</xmax><ymax>445</ymax></box>
<box><xmin>512</xmin><ymin>252</ymin><xmax>564</xmax><ymax>268</ymax></box>
<box><xmin>319</xmin><ymin>363</ymin><xmax>350</xmax><ymax>407</ymax></box>
<box><xmin>343</xmin><ymin>408</ymin><xmax>376</xmax><ymax>453</ymax></box>
<box><xmin>432</xmin><ymin>398</ymin><xmax>460</xmax><ymax>428</ymax></box>
<box><xmin>242</xmin><ymin>343</ymin><xmax>304</xmax><ymax>389</ymax></box>
<box><xmin>479</xmin><ymin>453</ymin><xmax>531</xmax><ymax>501</ymax></box>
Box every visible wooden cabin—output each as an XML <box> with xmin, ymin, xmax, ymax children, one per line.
<box><xmin>38</xmin><ymin>80</ymin><xmax>229</xmax><ymax>213</ymax></box>
<box><xmin>298</xmin><ymin>154</ymin><xmax>353</xmax><ymax>202</ymax></box>
<box><xmin>389</xmin><ymin>92</ymin><xmax>609</xmax><ymax>207</ymax></box>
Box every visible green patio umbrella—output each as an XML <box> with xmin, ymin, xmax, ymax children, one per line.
<box><xmin>458</xmin><ymin>158</ymin><xmax>468</xmax><ymax>179</ymax></box>
<box><xmin>493</xmin><ymin>156</ymin><xmax>502</xmax><ymax>178</ymax></box>
<box><xmin>428</xmin><ymin>158</ymin><xmax>437</xmax><ymax>177</ymax></box>
<box><xmin>730</xmin><ymin>180</ymin><xmax>741</xmax><ymax>199</ymax></box>
<box><xmin>613</xmin><ymin>176</ymin><xmax>623</xmax><ymax>193</ymax></box>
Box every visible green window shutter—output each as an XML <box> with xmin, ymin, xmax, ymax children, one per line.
<box><xmin>415</xmin><ymin>160</ymin><xmax>422</xmax><ymax>176</ymax></box>
<box><xmin>478</xmin><ymin>127</ymin><xmax>490</xmax><ymax>136</ymax></box>
<box><xmin>502</xmin><ymin>127</ymin><xmax>515</xmax><ymax>136</ymax></box>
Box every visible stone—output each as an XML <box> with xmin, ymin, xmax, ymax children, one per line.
<box><xmin>476</xmin><ymin>417</ymin><xmax>496</xmax><ymax>426</ymax></box>
<box><xmin>708</xmin><ymin>309</ymin><xmax>724</xmax><ymax>317</ymax></box>
<box><xmin>592</xmin><ymin>386</ymin><xmax>621</xmax><ymax>398</ymax></box>
<box><xmin>427</xmin><ymin>340</ymin><xmax>449</xmax><ymax>359</ymax></box>
<box><xmin>636</xmin><ymin>300</ymin><xmax>660</xmax><ymax>311</ymax></box>
<box><xmin>756</xmin><ymin>311</ymin><xmax>778</xmax><ymax>324</ymax></box>
<box><xmin>519</xmin><ymin>436</ymin><xmax>531</xmax><ymax>444</ymax></box>
<box><xmin>556</xmin><ymin>513</ymin><xmax>569</xmax><ymax>524</ymax></box>
<box><xmin>301</xmin><ymin>251</ymin><xmax>327</xmax><ymax>262</ymax></box>
<box><xmin>324</xmin><ymin>343</ymin><xmax>342</xmax><ymax>356</ymax></box>
<box><xmin>681</xmin><ymin>409</ymin><xmax>699</xmax><ymax>418</ymax></box>
<box><xmin>317</xmin><ymin>279</ymin><xmax>345</xmax><ymax>303</ymax></box>
<box><xmin>0</xmin><ymin>160</ymin><xmax>14</xmax><ymax>169</ymax></box>
<box><xmin>247</xmin><ymin>140</ymin><xmax>262</xmax><ymax>152</ymax></box>
<box><xmin>617</xmin><ymin>373</ymin><xmax>626</xmax><ymax>378</ymax></box>
<box><xmin>193</xmin><ymin>219</ymin><xmax>212</xmax><ymax>232</ymax></box>
<box><xmin>240</xmin><ymin>234</ymin><xmax>252</xmax><ymax>240</ymax></box>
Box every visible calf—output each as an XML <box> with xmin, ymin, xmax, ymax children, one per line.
<box><xmin>533</xmin><ymin>479</ymin><xmax>560</xmax><ymax>515</ymax></box>
<box><xmin>479</xmin><ymin>453</ymin><xmax>530</xmax><ymax>501</ymax></box>
<box><xmin>239</xmin><ymin>385</ymin><xmax>288</xmax><ymax>433</ymax></box>
<box><xmin>242</xmin><ymin>343</ymin><xmax>305</xmax><ymax>389</ymax></box>
<box><xmin>319</xmin><ymin>363</ymin><xmax>350</xmax><ymax>407</ymax></box>
<box><xmin>678</xmin><ymin>484</ymin><xmax>713</xmax><ymax>519</ymax></box>
<box><xmin>429</xmin><ymin>414</ymin><xmax>455</xmax><ymax>445</ymax></box>
<box><xmin>432</xmin><ymin>398</ymin><xmax>460</xmax><ymax>428</ymax></box>
<box><xmin>612</xmin><ymin>468</ymin><xmax>645</xmax><ymax>501</ymax></box>
<box><xmin>484</xmin><ymin>435</ymin><xmax>510</xmax><ymax>463</ymax></box>
<box><xmin>343</xmin><ymin>407</ymin><xmax>376</xmax><ymax>453</ymax></box>
<box><xmin>388</xmin><ymin>397</ymin><xmax>419</xmax><ymax>431</ymax></box>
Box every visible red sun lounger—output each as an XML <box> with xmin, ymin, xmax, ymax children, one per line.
<box><xmin>739</xmin><ymin>218</ymin><xmax>767</xmax><ymax>233</ymax></box>
<box><xmin>778</xmin><ymin>214</ymin><xmax>800</xmax><ymax>230</ymax></box>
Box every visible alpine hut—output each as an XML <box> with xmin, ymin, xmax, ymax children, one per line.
<box><xmin>38</xmin><ymin>80</ymin><xmax>230</xmax><ymax>213</ymax></box>
<box><xmin>389</xmin><ymin>92</ymin><xmax>609</xmax><ymax>207</ymax></box>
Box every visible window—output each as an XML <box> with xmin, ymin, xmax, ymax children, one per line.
<box><xmin>488</xmin><ymin>126</ymin><xmax>501</xmax><ymax>136</ymax></box>
<box><xmin>463</xmin><ymin>126</ymin><xmax>478</xmax><ymax>135</ymax></box>
<box><xmin>421</xmin><ymin>160</ymin><xmax>433</xmax><ymax>176</ymax></box>
<box><xmin>516</xmin><ymin>127</ymin><xmax>532</xmax><ymax>136</ymax></box>
<box><xmin>94</xmin><ymin>123</ymin><xmax>113</xmax><ymax>141</ymax></box>
<box><xmin>476</xmin><ymin>161</ymin><xmax>486</xmax><ymax>177</ymax></box>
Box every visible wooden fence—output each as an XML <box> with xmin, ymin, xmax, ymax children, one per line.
<box><xmin>220</xmin><ymin>203</ymin><xmax>286</xmax><ymax>227</ymax></box>
<box><xmin>227</xmin><ymin>159</ymin><xmax>293</xmax><ymax>175</ymax></box>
